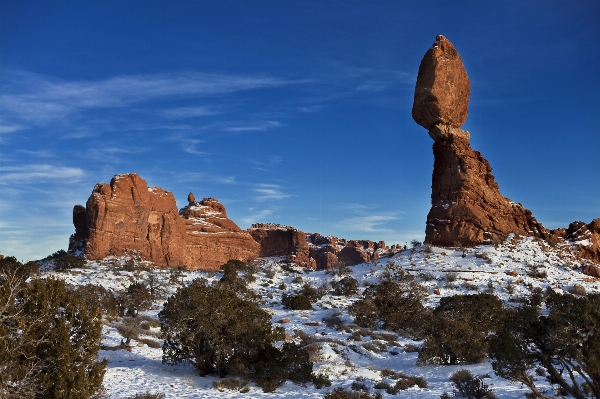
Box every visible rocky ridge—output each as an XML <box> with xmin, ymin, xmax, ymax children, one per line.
<box><xmin>70</xmin><ymin>174</ymin><xmax>389</xmax><ymax>270</ymax></box>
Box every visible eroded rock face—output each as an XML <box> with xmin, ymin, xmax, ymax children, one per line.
<box><xmin>84</xmin><ymin>173</ymin><xmax>188</xmax><ymax>266</ymax></box>
<box><xmin>413</xmin><ymin>35</ymin><xmax>549</xmax><ymax>247</ymax></box>
<box><xmin>68</xmin><ymin>205</ymin><xmax>89</xmax><ymax>253</ymax></box>
<box><xmin>563</xmin><ymin>219</ymin><xmax>600</xmax><ymax>264</ymax></box>
<box><xmin>412</xmin><ymin>34</ymin><xmax>470</xmax><ymax>140</ymax></box>
<box><xmin>248</xmin><ymin>223</ymin><xmax>316</xmax><ymax>269</ymax></box>
<box><xmin>75</xmin><ymin>174</ymin><xmax>259</xmax><ymax>270</ymax></box>
<box><xmin>426</xmin><ymin>135</ymin><xmax>548</xmax><ymax>246</ymax></box>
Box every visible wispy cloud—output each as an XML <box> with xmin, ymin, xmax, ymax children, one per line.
<box><xmin>253</xmin><ymin>184</ymin><xmax>292</xmax><ymax>202</ymax></box>
<box><xmin>1</xmin><ymin>70</ymin><xmax>298</xmax><ymax>126</ymax></box>
<box><xmin>240</xmin><ymin>209</ymin><xmax>273</xmax><ymax>226</ymax></box>
<box><xmin>336</xmin><ymin>214</ymin><xmax>399</xmax><ymax>234</ymax></box>
<box><xmin>161</xmin><ymin>106</ymin><xmax>218</xmax><ymax>119</ymax></box>
<box><xmin>0</xmin><ymin>164</ymin><xmax>85</xmax><ymax>183</ymax></box>
<box><xmin>174</xmin><ymin>172</ymin><xmax>236</xmax><ymax>185</ymax></box>
<box><xmin>224</xmin><ymin>120</ymin><xmax>282</xmax><ymax>132</ymax></box>
<box><xmin>182</xmin><ymin>139</ymin><xmax>210</xmax><ymax>157</ymax></box>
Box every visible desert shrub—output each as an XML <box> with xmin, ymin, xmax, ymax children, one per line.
<box><xmin>312</xmin><ymin>372</ymin><xmax>332</xmax><ymax>388</ymax></box>
<box><xmin>282</xmin><ymin>283</ymin><xmax>319</xmax><ymax>310</ymax></box>
<box><xmin>323</xmin><ymin>387</ymin><xmax>383</xmax><ymax>399</ymax></box>
<box><xmin>212</xmin><ymin>377</ymin><xmax>248</xmax><ymax>391</ymax></box>
<box><xmin>0</xmin><ymin>256</ymin><xmax>39</xmax><ymax>279</ymax></box>
<box><xmin>331</xmin><ymin>276</ymin><xmax>359</xmax><ymax>296</ymax></box>
<box><xmin>328</xmin><ymin>261</ymin><xmax>352</xmax><ymax>276</ymax></box>
<box><xmin>47</xmin><ymin>249</ymin><xmax>86</xmax><ymax>271</ymax></box>
<box><xmin>159</xmin><ymin>278</ymin><xmax>312</xmax><ymax>390</ymax></box>
<box><xmin>124</xmin><ymin>282</ymin><xmax>152</xmax><ymax>316</ymax></box>
<box><xmin>418</xmin><ymin>293</ymin><xmax>506</xmax><ymax>365</ymax></box>
<box><xmin>490</xmin><ymin>292</ymin><xmax>600</xmax><ymax>399</ymax></box>
<box><xmin>0</xmin><ymin>273</ymin><xmax>106</xmax><ymax>398</ymax></box>
<box><xmin>389</xmin><ymin>375</ymin><xmax>428</xmax><ymax>392</ymax></box>
<box><xmin>410</xmin><ymin>239</ymin><xmax>422</xmax><ymax>248</ymax></box>
<box><xmin>115</xmin><ymin>316</ymin><xmax>148</xmax><ymax>345</ymax></box>
<box><xmin>349</xmin><ymin>269</ymin><xmax>427</xmax><ymax>333</ymax></box>
<box><xmin>125</xmin><ymin>393</ymin><xmax>166</xmax><ymax>399</ymax></box>
<box><xmin>71</xmin><ymin>283</ymin><xmax>120</xmax><ymax>317</ymax></box>
<box><xmin>449</xmin><ymin>369</ymin><xmax>496</xmax><ymax>399</ymax></box>
<box><xmin>139</xmin><ymin>338</ymin><xmax>161</xmax><ymax>348</ymax></box>
<box><xmin>351</xmin><ymin>380</ymin><xmax>369</xmax><ymax>392</ymax></box>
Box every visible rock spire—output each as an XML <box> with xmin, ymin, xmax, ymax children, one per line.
<box><xmin>413</xmin><ymin>35</ymin><xmax>549</xmax><ymax>246</ymax></box>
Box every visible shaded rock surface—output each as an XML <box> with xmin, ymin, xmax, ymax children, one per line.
<box><xmin>249</xmin><ymin>224</ymin><xmax>316</xmax><ymax>269</ymax></box>
<box><xmin>426</xmin><ymin>135</ymin><xmax>549</xmax><ymax>246</ymax></box>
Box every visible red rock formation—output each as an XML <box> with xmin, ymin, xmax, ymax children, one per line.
<box><xmin>413</xmin><ymin>35</ymin><xmax>549</xmax><ymax>246</ymax></box>
<box><xmin>561</xmin><ymin>219</ymin><xmax>600</xmax><ymax>264</ymax></box>
<box><xmin>75</xmin><ymin>173</ymin><xmax>258</xmax><ymax>270</ymax></box>
<box><xmin>68</xmin><ymin>204</ymin><xmax>89</xmax><ymax>253</ymax></box>
<box><xmin>249</xmin><ymin>224</ymin><xmax>316</xmax><ymax>269</ymax></box>
<box><xmin>179</xmin><ymin>196</ymin><xmax>260</xmax><ymax>270</ymax></box>
<box><xmin>413</xmin><ymin>34</ymin><xmax>470</xmax><ymax>141</ymax></box>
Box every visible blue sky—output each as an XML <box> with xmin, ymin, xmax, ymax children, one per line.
<box><xmin>1</xmin><ymin>1</ymin><xmax>599</xmax><ymax>261</ymax></box>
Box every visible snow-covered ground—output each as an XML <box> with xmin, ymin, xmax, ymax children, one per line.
<box><xmin>46</xmin><ymin>234</ymin><xmax>599</xmax><ymax>398</ymax></box>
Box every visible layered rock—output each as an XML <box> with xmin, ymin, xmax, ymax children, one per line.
<box><xmin>180</xmin><ymin>196</ymin><xmax>260</xmax><ymax>270</ymax></box>
<box><xmin>559</xmin><ymin>219</ymin><xmax>600</xmax><ymax>264</ymax></box>
<box><xmin>413</xmin><ymin>35</ymin><xmax>549</xmax><ymax>246</ymax></box>
<box><xmin>74</xmin><ymin>173</ymin><xmax>258</xmax><ymax>270</ymax></box>
<box><xmin>249</xmin><ymin>223</ymin><xmax>316</xmax><ymax>269</ymax></box>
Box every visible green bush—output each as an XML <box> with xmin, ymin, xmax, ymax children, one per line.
<box><xmin>47</xmin><ymin>249</ymin><xmax>86</xmax><ymax>271</ymax></box>
<box><xmin>159</xmin><ymin>278</ymin><xmax>312</xmax><ymax>390</ymax></box>
<box><xmin>0</xmin><ymin>274</ymin><xmax>106</xmax><ymax>398</ymax></box>
<box><xmin>490</xmin><ymin>292</ymin><xmax>600</xmax><ymax>399</ymax></box>
<box><xmin>331</xmin><ymin>276</ymin><xmax>359</xmax><ymax>296</ymax></box>
<box><xmin>282</xmin><ymin>283</ymin><xmax>319</xmax><ymax>310</ymax></box>
<box><xmin>418</xmin><ymin>293</ymin><xmax>505</xmax><ymax>366</ymax></box>
<box><xmin>449</xmin><ymin>369</ymin><xmax>496</xmax><ymax>399</ymax></box>
<box><xmin>0</xmin><ymin>256</ymin><xmax>39</xmax><ymax>280</ymax></box>
<box><xmin>349</xmin><ymin>271</ymin><xmax>427</xmax><ymax>333</ymax></box>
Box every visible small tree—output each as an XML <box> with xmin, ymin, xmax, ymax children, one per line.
<box><xmin>0</xmin><ymin>270</ymin><xmax>106</xmax><ymax>398</ymax></box>
<box><xmin>331</xmin><ymin>276</ymin><xmax>359</xmax><ymax>296</ymax></box>
<box><xmin>349</xmin><ymin>267</ymin><xmax>426</xmax><ymax>333</ymax></box>
<box><xmin>418</xmin><ymin>294</ymin><xmax>506</xmax><ymax>365</ymax></box>
<box><xmin>159</xmin><ymin>278</ymin><xmax>312</xmax><ymax>390</ymax></box>
<box><xmin>490</xmin><ymin>292</ymin><xmax>600</xmax><ymax>399</ymax></box>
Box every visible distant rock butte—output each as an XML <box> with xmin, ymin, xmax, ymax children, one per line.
<box><xmin>70</xmin><ymin>173</ymin><xmax>390</xmax><ymax>270</ymax></box>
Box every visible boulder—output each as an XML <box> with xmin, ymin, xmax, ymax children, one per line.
<box><xmin>582</xmin><ymin>264</ymin><xmax>600</xmax><ymax>278</ymax></box>
<box><xmin>249</xmin><ymin>223</ymin><xmax>315</xmax><ymax>269</ymax></box>
<box><xmin>412</xmin><ymin>35</ymin><xmax>470</xmax><ymax>137</ymax></box>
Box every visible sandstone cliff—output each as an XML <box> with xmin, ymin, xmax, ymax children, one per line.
<box><xmin>72</xmin><ymin>173</ymin><xmax>258</xmax><ymax>270</ymax></box>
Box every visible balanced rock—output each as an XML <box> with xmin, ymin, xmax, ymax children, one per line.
<box><xmin>412</xmin><ymin>34</ymin><xmax>470</xmax><ymax>141</ymax></box>
<box><xmin>413</xmin><ymin>35</ymin><xmax>549</xmax><ymax>246</ymax></box>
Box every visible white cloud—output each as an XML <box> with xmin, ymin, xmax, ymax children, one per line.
<box><xmin>240</xmin><ymin>209</ymin><xmax>273</xmax><ymax>226</ymax></box>
<box><xmin>225</xmin><ymin>120</ymin><xmax>282</xmax><ymax>132</ymax></box>
<box><xmin>181</xmin><ymin>139</ymin><xmax>210</xmax><ymax>157</ymax></box>
<box><xmin>161</xmin><ymin>106</ymin><xmax>218</xmax><ymax>119</ymax></box>
<box><xmin>253</xmin><ymin>184</ymin><xmax>292</xmax><ymax>202</ymax></box>
<box><xmin>336</xmin><ymin>214</ymin><xmax>399</xmax><ymax>234</ymax></box>
<box><xmin>0</xmin><ymin>164</ymin><xmax>85</xmax><ymax>183</ymax></box>
<box><xmin>0</xmin><ymin>70</ymin><xmax>298</xmax><ymax>126</ymax></box>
